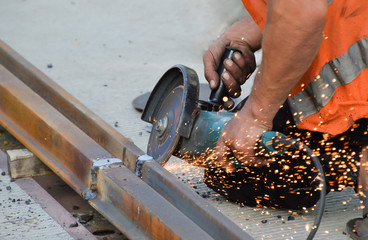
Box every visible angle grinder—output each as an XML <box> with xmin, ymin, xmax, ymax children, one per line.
<box><xmin>141</xmin><ymin>47</ymin><xmax>287</xmax><ymax>166</ymax></box>
<box><xmin>141</xmin><ymin>47</ymin><xmax>326</xmax><ymax>240</ymax></box>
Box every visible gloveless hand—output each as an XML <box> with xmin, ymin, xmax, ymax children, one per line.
<box><xmin>203</xmin><ymin>38</ymin><xmax>256</xmax><ymax>100</ymax></box>
<box><xmin>203</xmin><ymin>17</ymin><xmax>261</xmax><ymax>106</ymax></box>
<box><xmin>214</xmin><ymin>101</ymin><xmax>273</xmax><ymax>170</ymax></box>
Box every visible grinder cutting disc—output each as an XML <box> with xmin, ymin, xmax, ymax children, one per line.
<box><xmin>147</xmin><ymin>85</ymin><xmax>184</xmax><ymax>165</ymax></box>
<box><xmin>142</xmin><ymin>65</ymin><xmax>200</xmax><ymax>165</ymax></box>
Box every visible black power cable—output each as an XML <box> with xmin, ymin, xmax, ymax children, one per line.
<box><xmin>266</xmin><ymin>133</ymin><xmax>326</xmax><ymax>240</ymax></box>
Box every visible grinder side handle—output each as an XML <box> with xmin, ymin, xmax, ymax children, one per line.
<box><xmin>209</xmin><ymin>46</ymin><xmax>242</xmax><ymax>106</ymax></box>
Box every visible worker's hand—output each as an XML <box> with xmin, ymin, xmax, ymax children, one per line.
<box><xmin>203</xmin><ymin>38</ymin><xmax>256</xmax><ymax>101</ymax></box>
<box><xmin>203</xmin><ymin>17</ymin><xmax>261</xmax><ymax>103</ymax></box>
<box><xmin>214</xmin><ymin>102</ymin><xmax>273</xmax><ymax>170</ymax></box>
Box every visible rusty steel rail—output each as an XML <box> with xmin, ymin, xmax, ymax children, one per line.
<box><xmin>0</xmin><ymin>40</ymin><xmax>253</xmax><ymax>240</ymax></box>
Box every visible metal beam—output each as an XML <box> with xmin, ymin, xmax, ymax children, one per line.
<box><xmin>0</xmin><ymin>64</ymin><xmax>211</xmax><ymax>239</ymax></box>
<box><xmin>92</xmin><ymin>167</ymin><xmax>213</xmax><ymax>240</ymax></box>
<box><xmin>142</xmin><ymin>161</ymin><xmax>250</xmax><ymax>240</ymax></box>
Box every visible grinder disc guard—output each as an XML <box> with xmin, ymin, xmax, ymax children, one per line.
<box><xmin>147</xmin><ymin>85</ymin><xmax>184</xmax><ymax>165</ymax></box>
<box><xmin>142</xmin><ymin>65</ymin><xmax>200</xmax><ymax>165</ymax></box>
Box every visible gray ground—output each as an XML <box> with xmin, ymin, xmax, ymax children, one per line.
<box><xmin>0</xmin><ymin>171</ymin><xmax>73</xmax><ymax>240</ymax></box>
<box><xmin>0</xmin><ymin>1</ymin><xmax>360</xmax><ymax>239</ymax></box>
<box><xmin>0</xmin><ymin>0</ymin><xmax>246</xmax><ymax>151</ymax></box>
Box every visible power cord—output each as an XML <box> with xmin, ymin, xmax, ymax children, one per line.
<box><xmin>261</xmin><ymin>132</ymin><xmax>326</xmax><ymax>240</ymax></box>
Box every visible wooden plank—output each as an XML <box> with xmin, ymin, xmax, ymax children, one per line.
<box><xmin>7</xmin><ymin>148</ymin><xmax>53</xmax><ymax>179</ymax></box>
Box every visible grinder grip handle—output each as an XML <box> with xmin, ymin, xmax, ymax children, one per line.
<box><xmin>209</xmin><ymin>46</ymin><xmax>242</xmax><ymax>106</ymax></box>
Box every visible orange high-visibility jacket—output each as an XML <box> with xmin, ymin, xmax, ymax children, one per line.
<box><xmin>242</xmin><ymin>0</ymin><xmax>368</xmax><ymax>135</ymax></box>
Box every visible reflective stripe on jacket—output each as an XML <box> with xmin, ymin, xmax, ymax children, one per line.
<box><xmin>242</xmin><ymin>0</ymin><xmax>368</xmax><ymax>135</ymax></box>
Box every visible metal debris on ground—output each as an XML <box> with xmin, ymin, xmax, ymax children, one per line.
<box><xmin>145</xmin><ymin>125</ymin><xmax>152</xmax><ymax>133</ymax></box>
<box><xmin>69</xmin><ymin>222</ymin><xmax>78</xmax><ymax>228</ymax></box>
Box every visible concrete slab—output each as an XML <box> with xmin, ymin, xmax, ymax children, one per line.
<box><xmin>0</xmin><ymin>1</ymin><xmax>361</xmax><ymax>239</ymax></box>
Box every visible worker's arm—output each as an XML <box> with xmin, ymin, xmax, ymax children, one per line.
<box><xmin>211</xmin><ymin>0</ymin><xmax>328</xmax><ymax>168</ymax></box>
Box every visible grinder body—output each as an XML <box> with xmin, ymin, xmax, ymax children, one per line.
<box><xmin>176</xmin><ymin>110</ymin><xmax>288</xmax><ymax>163</ymax></box>
<box><xmin>178</xmin><ymin>110</ymin><xmax>234</xmax><ymax>157</ymax></box>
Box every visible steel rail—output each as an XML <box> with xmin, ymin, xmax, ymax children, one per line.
<box><xmin>0</xmin><ymin>64</ymin><xmax>214</xmax><ymax>239</ymax></box>
<box><xmin>0</xmin><ymin>40</ymin><xmax>253</xmax><ymax>240</ymax></box>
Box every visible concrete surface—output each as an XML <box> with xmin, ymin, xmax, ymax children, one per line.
<box><xmin>0</xmin><ymin>151</ymin><xmax>96</xmax><ymax>240</ymax></box>
<box><xmin>0</xmin><ymin>0</ymin><xmax>246</xmax><ymax>151</ymax></box>
<box><xmin>0</xmin><ymin>0</ymin><xmax>361</xmax><ymax>239</ymax></box>
<box><xmin>0</xmin><ymin>172</ymin><xmax>72</xmax><ymax>240</ymax></box>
